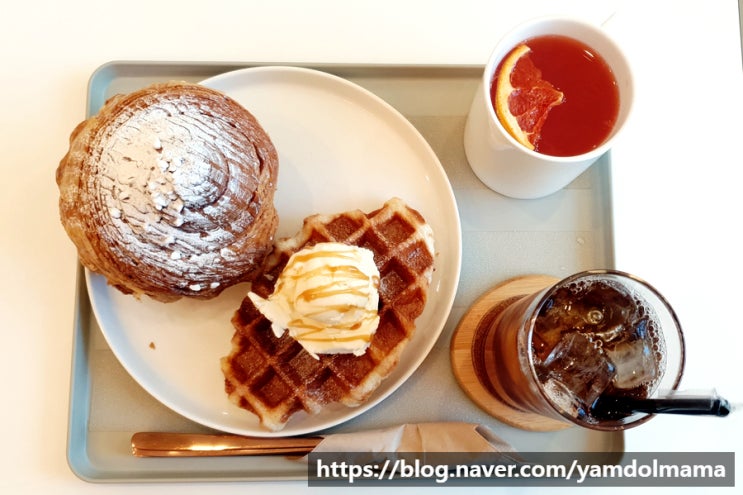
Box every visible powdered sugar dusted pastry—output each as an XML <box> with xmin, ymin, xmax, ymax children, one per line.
<box><xmin>56</xmin><ymin>81</ymin><xmax>279</xmax><ymax>302</ymax></box>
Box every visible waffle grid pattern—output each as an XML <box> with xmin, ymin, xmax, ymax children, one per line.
<box><xmin>221</xmin><ymin>198</ymin><xmax>434</xmax><ymax>431</ymax></box>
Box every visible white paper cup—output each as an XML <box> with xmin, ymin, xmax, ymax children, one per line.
<box><xmin>463</xmin><ymin>17</ymin><xmax>634</xmax><ymax>199</ymax></box>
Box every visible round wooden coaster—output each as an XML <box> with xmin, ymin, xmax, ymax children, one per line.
<box><xmin>450</xmin><ymin>275</ymin><xmax>571</xmax><ymax>432</ymax></box>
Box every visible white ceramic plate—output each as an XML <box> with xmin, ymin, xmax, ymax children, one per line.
<box><xmin>87</xmin><ymin>66</ymin><xmax>461</xmax><ymax>437</ymax></box>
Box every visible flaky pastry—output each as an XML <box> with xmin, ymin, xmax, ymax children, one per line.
<box><xmin>56</xmin><ymin>81</ymin><xmax>279</xmax><ymax>301</ymax></box>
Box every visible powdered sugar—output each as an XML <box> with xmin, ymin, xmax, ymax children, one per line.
<box><xmin>94</xmin><ymin>97</ymin><xmax>240</xmax><ymax>285</ymax></box>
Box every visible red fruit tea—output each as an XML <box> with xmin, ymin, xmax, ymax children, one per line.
<box><xmin>491</xmin><ymin>34</ymin><xmax>620</xmax><ymax>157</ymax></box>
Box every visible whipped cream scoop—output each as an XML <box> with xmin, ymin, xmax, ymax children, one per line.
<box><xmin>248</xmin><ymin>242</ymin><xmax>381</xmax><ymax>358</ymax></box>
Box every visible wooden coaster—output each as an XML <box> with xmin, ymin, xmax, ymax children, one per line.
<box><xmin>450</xmin><ymin>275</ymin><xmax>571</xmax><ymax>432</ymax></box>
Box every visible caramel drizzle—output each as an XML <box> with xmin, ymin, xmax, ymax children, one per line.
<box><xmin>287</xmin><ymin>250</ymin><xmax>380</xmax><ymax>340</ymax></box>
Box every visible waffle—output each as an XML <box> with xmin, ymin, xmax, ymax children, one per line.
<box><xmin>221</xmin><ymin>197</ymin><xmax>435</xmax><ymax>431</ymax></box>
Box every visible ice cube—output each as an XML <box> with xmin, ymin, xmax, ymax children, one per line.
<box><xmin>538</xmin><ymin>293</ymin><xmax>591</xmax><ymax>332</ymax></box>
<box><xmin>542</xmin><ymin>378</ymin><xmax>588</xmax><ymax>419</ymax></box>
<box><xmin>604</xmin><ymin>321</ymin><xmax>661</xmax><ymax>390</ymax></box>
<box><xmin>536</xmin><ymin>282</ymin><xmax>635</xmax><ymax>342</ymax></box>
<box><xmin>532</xmin><ymin>326</ymin><xmax>565</xmax><ymax>362</ymax></box>
<box><xmin>539</xmin><ymin>332</ymin><xmax>616</xmax><ymax>412</ymax></box>
<box><xmin>533</xmin><ymin>294</ymin><xmax>586</xmax><ymax>361</ymax></box>
<box><xmin>593</xmin><ymin>322</ymin><xmax>626</xmax><ymax>344</ymax></box>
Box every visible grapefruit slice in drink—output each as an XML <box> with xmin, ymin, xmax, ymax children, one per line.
<box><xmin>494</xmin><ymin>43</ymin><xmax>565</xmax><ymax>150</ymax></box>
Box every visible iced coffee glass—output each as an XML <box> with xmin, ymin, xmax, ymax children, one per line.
<box><xmin>482</xmin><ymin>270</ymin><xmax>685</xmax><ymax>430</ymax></box>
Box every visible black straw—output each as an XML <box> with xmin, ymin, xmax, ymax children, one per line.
<box><xmin>593</xmin><ymin>394</ymin><xmax>732</xmax><ymax>417</ymax></box>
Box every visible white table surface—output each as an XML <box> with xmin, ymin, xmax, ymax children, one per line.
<box><xmin>1</xmin><ymin>0</ymin><xmax>741</xmax><ymax>493</ymax></box>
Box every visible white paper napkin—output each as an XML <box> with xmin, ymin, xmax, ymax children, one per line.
<box><xmin>299</xmin><ymin>422</ymin><xmax>515</xmax><ymax>463</ymax></box>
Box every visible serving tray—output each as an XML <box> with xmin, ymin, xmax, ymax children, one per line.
<box><xmin>66</xmin><ymin>61</ymin><xmax>621</xmax><ymax>482</ymax></box>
